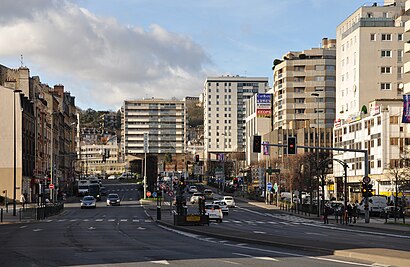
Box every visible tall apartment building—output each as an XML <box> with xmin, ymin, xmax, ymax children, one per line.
<box><xmin>269</xmin><ymin>38</ymin><xmax>336</xmax><ymax>156</ymax></box>
<box><xmin>203</xmin><ymin>76</ymin><xmax>269</xmax><ymax>156</ymax></box>
<box><xmin>122</xmin><ymin>98</ymin><xmax>186</xmax><ymax>175</ymax></box>
<box><xmin>333</xmin><ymin>0</ymin><xmax>409</xmax><ymax>194</ymax></box>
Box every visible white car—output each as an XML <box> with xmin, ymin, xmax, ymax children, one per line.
<box><xmin>107</xmin><ymin>175</ymin><xmax>117</xmax><ymax>180</ymax></box>
<box><xmin>190</xmin><ymin>193</ymin><xmax>205</xmax><ymax>204</ymax></box>
<box><xmin>205</xmin><ymin>204</ymin><xmax>223</xmax><ymax>222</ymax></box>
<box><xmin>222</xmin><ymin>196</ymin><xmax>236</xmax><ymax>207</ymax></box>
<box><xmin>188</xmin><ymin>185</ymin><xmax>198</xmax><ymax>194</ymax></box>
<box><xmin>213</xmin><ymin>200</ymin><xmax>229</xmax><ymax>215</ymax></box>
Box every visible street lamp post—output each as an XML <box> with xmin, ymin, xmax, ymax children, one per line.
<box><xmin>311</xmin><ymin>93</ymin><xmax>320</xmax><ymax>216</ymax></box>
<box><xmin>13</xmin><ymin>89</ymin><xmax>22</xmax><ymax>216</ymax></box>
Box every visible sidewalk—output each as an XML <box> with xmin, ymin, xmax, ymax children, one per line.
<box><xmin>242</xmin><ymin>198</ymin><xmax>410</xmax><ymax>234</ymax></box>
<box><xmin>140</xmin><ymin>197</ymin><xmax>410</xmax><ymax>267</ymax></box>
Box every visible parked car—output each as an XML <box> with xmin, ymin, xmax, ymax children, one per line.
<box><xmin>205</xmin><ymin>204</ymin><xmax>223</xmax><ymax>222</ymax></box>
<box><xmin>106</xmin><ymin>193</ymin><xmax>121</xmax><ymax>206</ymax></box>
<box><xmin>107</xmin><ymin>175</ymin><xmax>117</xmax><ymax>180</ymax></box>
<box><xmin>188</xmin><ymin>185</ymin><xmax>198</xmax><ymax>194</ymax></box>
<box><xmin>222</xmin><ymin>196</ymin><xmax>236</xmax><ymax>207</ymax></box>
<box><xmin>190</xmin><ymin>193</ymin><xmax>205</xmax><ymax>204</ymax></box>
<box><xmin>213</xmin><ymin>200</ymin><xmax>229</xmax><ymax>215</ymax></box>
<box><xmin>81</xmin><ymin>196</ymin><xmax>96</xmax><ymax>209</ymax></box>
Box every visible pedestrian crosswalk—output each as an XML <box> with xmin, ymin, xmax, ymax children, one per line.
<box><xmin>217</xmin><ymin>214</ymin><xmax>322</xmax><ymax>226</ymax></box>
<box><xmin>41</xmin><ymin>218</ymin><xmax>153</xmax><ymax>223</ymax></box>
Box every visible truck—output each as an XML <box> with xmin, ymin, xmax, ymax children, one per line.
<box><xmin>77</xmin><ymin>179</ymin><xmax>90</xmax><ymax>196</ymax></box>
<box><xmin>358</xmin><ymin>195</ymin><xmax>387</xmax><ymax>215</ymax></box>
<box><xmin>88</xmin><ymin>184</ymin><xmax>101</xmax><ymax>201</ymax></box>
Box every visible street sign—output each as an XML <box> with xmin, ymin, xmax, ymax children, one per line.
<box><xmin>152</xmin><ymin>192</ymin><xmax>157</xmax><ymax>198</ymax></box>
<box><xmin>363</xmin><ymin>176</ymin><xmax>371</xmax><ymax>184</ymax></box>
<box><xmin>168</xmin><ymin>191</ymin><xmax>174</xmax><ymax>197</ymax></box>
<box><xmin>267</xmin><ymin>182</ymin><xmax>272</xmax><ymax>192</ymax></box>
<box><xmin>273</xmin><ymin>183</ymin><xmax>278</xmax><ymax>193</ymax></box>
<box><xmin>49</xmin><ymin>184</ymin><xmax>55</xmax><ymax>189</ymax></box>
<box><xmin>263</xmin><ymin>142</ymin><xmax>270</xmax><ymax>155</ymax></box>
<box><xmin>146</xmin><ymin>191</ymin><xmax>151</xmax><ymax>197</ymax></box>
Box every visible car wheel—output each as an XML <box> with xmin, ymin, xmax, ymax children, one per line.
<box><xmin>218</xmin><ymin>219</ymin><xmax>223</xmax><ymax>223</ymax></box>
<box><xmin>81</xmin><ymin>207</ymin><xmax>83</xmax><ymax>209</ymax></box>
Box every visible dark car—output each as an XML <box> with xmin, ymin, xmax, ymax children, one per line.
<box><xmin>106</xmin><ymin>193</ymin><xmax>121</xmax><ymax>206</ymax></box>
<box><xmin>100</xmin><ymin>186</ymin><xmax>107</xmax><ymax>196</ymax></box>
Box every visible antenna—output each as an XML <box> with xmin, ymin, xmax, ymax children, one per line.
<box><xmin>20</xmin><ymin>54</ymin><xmax>24</xmax><ymax>67</ymax></box>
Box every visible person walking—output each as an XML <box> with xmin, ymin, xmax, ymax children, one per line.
<box><xmin>20</xmin><ymin>194</ymin><xmax>26</xmax><ymax>208</ymax></box>
<box><xmin>323</xmin><ymin>204</ymin><xmax>330</xmax><ymax>224</ymax></box>
<box><xmin>352</xmin><ymin>201</ymin><xmax>358</xmax><ymax>223</ymax></box>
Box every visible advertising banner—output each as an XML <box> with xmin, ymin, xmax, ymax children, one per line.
<box><xmin>403</xmin><ymin>95</ymin><xmax>410</xmax><ymax>123</ymax></box>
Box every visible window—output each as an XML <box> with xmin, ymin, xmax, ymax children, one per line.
<box><xmin>398</xmin><ymin>34</ymin><xmax>403</xmax><ymax>41</ymax></box>
<box><xmin>390</xmin><ymin>137</ymin><xmax>399</xmax><ymax>145</ymax></box>
<box><xmin>381</xmin><ymin>67</ymin><xmax>391</xmax><ymax>74</ymax></box>
<box><xmin>370</xmin><ymin>33</ymin><xmax>376</xmax><ymax>41</ymax></box>
<box><xmin>326</xmin><ymin>65</ymin><xmax>335</xmax><ymax>71</ymax></box>
<box><xmin>295</xmin><ymin>98</ymin><xmax>305</xmax><ymax>104</ymax></box>
<box><xmin>390</xmin><ymin>116</ymin><xmax>399</xmax><ymax>124</ymax></box>
<box><xmin>381</xmin><ymin>34</ymin><xmax>391</xmax><ymax>41</ymax></box>
<box><xmin>315</xmin><ymin>76</ymin><xmax>325</xmax><ymax>81</ymax></box>
<box><xmin>381</xmin><ymin>83</ymin><xmax>391</xmax><ymax>90</ymax></box>
<box><xmin>315</xmin><ymin>87</ymin><xmax>324</xmax><ymax>92</ymax></box>
<box><xmin>381</xmin><ymin>50</ymin><xmax>391</xmax><ymax>57</ymax></box>
<box><xmin>398</xmin><ymin>50</ymin><xmax>403</xmax><ymax>63</ymax></box>
<box><xmin>315</xmin><ymin>65</ymin><xmax>325</xmax><ymax>71</ymax></box>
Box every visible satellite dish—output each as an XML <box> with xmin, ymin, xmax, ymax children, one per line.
<box><xmin>399</xmin><ymin>83</ymin><xmax>404</xmax><ymax>89</ymax></box>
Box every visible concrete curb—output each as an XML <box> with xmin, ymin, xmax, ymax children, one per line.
<box><xmin>334</xmin><ymin>249</ymin><xmax>410</xmax><ymax>267</ymax></box>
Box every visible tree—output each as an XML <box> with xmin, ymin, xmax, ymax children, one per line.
<box><xmin>387</xmin><ymin>147</ymin><xmax>410</xmax><ymax>222</ymax></box>
<box><xmin>164</xmin><ymin>153</ymin><xmax>173</xmax><ymax>172</ymax></box>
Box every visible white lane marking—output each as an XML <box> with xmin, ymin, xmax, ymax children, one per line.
<box><xmin>238</xmin><ymin>207</ymin><xmax>266</xmax><ymax>216</ymax></box>
<box><xmin>88</xmin><ymin>227</ymin><xmax>96</xmax><ymax>230</ymax></box>
<box><xmin>150</xmin><ymin>260</ymin><xmax>170</xmax><ymax>265</ymax></box>
<box><xmin>268</xmin><ymin>221</ymin><xmax>277</xmax><ymax>224</ymax></box>
<box><xmin>145</xmin><ymin>219</ymin><xmax>151</xmax><ymax>222</ymax></box>
<box><xmin>158</xmin><ymin>224</ymin><xmax>374</xmax><ymax>267</ymax></box>
<box><xmin>220</xmin><ymin>260</ymin><xmax>242</xmax><ymax>265</ymax></box>
<box><xmin>95</xmin><ymin>219</ymin><xmax>103</xmax><ymax>222</ymax></box>
<box><xmin>120</xmin><ymin>219</ymin><xmax>128</xmax><ymax>222</ymax></box>
<box><xmin>33</xmin><ymin>229</ymin><xmax>43</xmax><ymax>232</ymax></box>
<box><xmin>108</xmin><ymin>219</ymin><xmax>115</xmax><ymax>222</ymax></box>
<box><xmin>83</xmin><ymin>219</ymin><xmax>89</xmax><ymax>222</ymax></box>
<box><xmin>302</xmin><ymin>223</ymin><xmax>410</xmax><ymax>239</ymax></box>
<box><xmin>132</xmin><ymin>219</ymin><xmax>140</xmax><ymax>222</ymax></box>
<box><xmin>70</xmin><ymin>219</ymin><xmax>77</xmax><ymax>222</ymax></box>
<box><xmin>253</xmin><ymin>231</ymin><xmax>266</xmax><ymax>234</ymax></box>
<box><xmin>233</xmin><ymin>220</ymin><xmax>243</xmax><ymax>223</ymax></box>
<box><xmin>19</xmin><ymin>225</ymin><xmax>27</xmax><ymax>229</ymax></box>
<box><xmin>45</xmin><ymin>219</ymin><xmax>53</xmax><ymax>223</ymax></box>
<box><xmin>236</xmin><ymin>243</ymin><xmax>248</xmax><ymax>246</ymax></box>
<box><xmin>137</xmin><ymin>227</ymin><xmax>146</xmax><ymax>230</ymax></box>
<box><xmin>305</xmin><ymin>232</ymin><xmax>328</xmax><ymax>236</ymax></box>
<box><xmin>58</xmin><ymin>219</ymin><xmax>66</xmax><ymax>222</ymax></box>
<box><xmin>219</xmin><ymin>240</ymin><xmax>229</xmax><ymax>243</ymax></box>
<box><xmin>255</xmin><ymin>257</ymin><xmax>279</xmax><ymax>262</ymax></box>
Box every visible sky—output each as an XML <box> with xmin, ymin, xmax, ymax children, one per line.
<box><xmin>0</xmin><ymin>0</ymin><xmax>362</xmax><ymax>111</ymax></box>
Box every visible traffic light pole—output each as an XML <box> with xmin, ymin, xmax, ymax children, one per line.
<box><xmin>263</xmin><ymin>142</ymin><xmax>370</xmax><ymax>223</ymax></box>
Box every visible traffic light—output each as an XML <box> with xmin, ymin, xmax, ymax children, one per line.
<box><xmin>287</xmin><ymin>137</ymin><xmax>296</xmax><ymax>154</ymax></box>
<box><xmin>367</xmin><ymin>184</ymin><xmax>373</xmax><ymax>197</ymax></box>
<box><xmin>195</xmin><ymin>154</ymin><xmax>199</xmax><ymax>163</ymax></box>
<box><xmin>361</xmin><ymin>182</ymin><xmax>368</xmax><ymax>197</ymax></box>
<box><xmin>253</xmin><ymin>135</ymin><xmax>261</xmax><ymax>153</ymax></box>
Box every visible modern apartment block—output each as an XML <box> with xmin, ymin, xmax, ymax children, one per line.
<box><xmin>122</xmin><ymin>98</ymin><xmax>186</xmax><ymax>173</ymax></box>
<box><xmin>270</xmin><ymin>38</ymin><xmax>336</xmax><ymax>155</ymax></box>
<box><xmin>203</xmin><ymin>76</ymin><xmax>269</xmax><ymax>158</ymax></box>
<box><xmin>333</xmin><ymin>0</ymin><xmax>410</xmax><ymax>201</ymax></box>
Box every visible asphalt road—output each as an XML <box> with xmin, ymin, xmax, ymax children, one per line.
<box><xmin>0</xmin><ymin>181</ymin><xmax>395</xmax><ymax>266</ymax></box>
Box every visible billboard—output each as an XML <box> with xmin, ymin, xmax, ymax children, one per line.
<box><xmin>256</xmin><ymin>93</ymin><xmax>272</xmax><ymax>118</ymax></box>
<box><xmin>403</xmin><ymin>95</ymin><xmax>410</xmax><ymax>123</ymax></box>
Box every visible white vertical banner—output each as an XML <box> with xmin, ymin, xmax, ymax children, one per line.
<box><xmin>143</xmin><ymin>133</ymin><xmax>149</xmax><ymax>153</ymax></box>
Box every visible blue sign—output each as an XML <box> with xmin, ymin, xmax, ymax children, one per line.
<box><xmin>267</xmin><ymin>182</ymin><xmax>272</xmax><ymax>192</ymax></box>
<box><xmin>152</xmin><ymin>191</ymin><xmax>157</xmax><ymax>198</ymax></box>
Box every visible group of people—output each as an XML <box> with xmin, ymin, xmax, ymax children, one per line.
<box><xmin>323</xmin><ymin>201</ymin><xmax>359</xmax><ymax>224</ymax></box>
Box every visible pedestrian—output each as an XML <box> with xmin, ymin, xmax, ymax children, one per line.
<box><xmin>347</xmin><ymin>203</ymin><xmax>353</xmax><ymax>224</ymax></box>
<box><xmin>324</xmin><ymin>204</ymin><xmax>330</xmax><ymax>224</ymax></box>
<box><xmin>352</xmin><ymin>201</ymin><xmax>358</xmax><ymax>223</ymax></box>
<box><xmin>20</xmin><ymin>194</ymin><xmax>26</xmax><ymax>208</ymax></box>
<box><xmin>340</xmin><ymin>205</ymin><xmax>345</xmax><ymax>224</ymax></box>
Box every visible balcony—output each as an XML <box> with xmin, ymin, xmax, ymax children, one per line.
<box><xmin>404</xmin><ymin>61</ymin><xmax>410</xmax><ymax>74</ymax></box>
<box><xmin>405</xmin><ymin>42</ymin><xmax>410</xmax><ymax>54</ymax></box>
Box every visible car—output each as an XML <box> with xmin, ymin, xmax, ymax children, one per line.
<box><xmin>107</xmin><ymin>175</ymin><xmax>117</xmax><ymax>180</ymax></box>
<box><xmin>213</xmin><ymin>200</ymin><xmax>229</xmax><ymax>215</ymax></box>
<box><xmin>99</xmin><ymin>186</ymin><xmax>107</xmax><ymax>196</ymax></box>
<box><xmin>190</xmin><ymin>193</ymin><xmax>205</xmax><ymax>204</ymax></box>
<box><xmin>204</xmin><ymin>189</ymin><xmax>214</xmax><ymax>200</ymax></box>
<box><xmin>106</xmin><ymin>193</ymin><xmax>121</xmax><ymax>206</ymax></box>
<box><xmin>205</xmin><ymin>204</ymin><xmax>223</xmax><ymax>222</ymax></box>
<box><xmin>81</xmin><ymin>195</ymin><xmax>96</xmax><ymax>209</ymax></box>
<box><xmin>222</xmin><ymin>196</ymin><xmax>236</xmax><ymax>207</ymax></box>
<box><xmin>188</xmin><ymin>185</ymin><xmax>198</xmax><ymax>194</ymax></box>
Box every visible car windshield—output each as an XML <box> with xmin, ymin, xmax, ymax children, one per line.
<box><xmin>224</xmin><ymin>197</ymin><xmax>233</xmax><ymax>200</ymax></box>
<box><xmin>83</xmin><ymin>196</ymin><xmax>94</xmax><ymax>201</ymax></box>
<box><xmin>108</xmin><ymin>194</ymin><xmax>119</xmax><ymax>199</ymax></box>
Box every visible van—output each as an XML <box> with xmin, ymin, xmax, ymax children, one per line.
<box><xmin>358</xmin><ymin>195</ymin><xmax>387</xmax><ymax>215</ymax></box>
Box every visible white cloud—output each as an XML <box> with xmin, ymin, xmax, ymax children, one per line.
<box><xmin>0</xmin><ymin>0</ymin><xmax>211</xmax><ymax>109</ymax></box>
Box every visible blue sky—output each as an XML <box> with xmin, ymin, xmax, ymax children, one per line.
<box><xmin>0</xmin><ymin>0</ymin><xmax>361</xmax><ymax>110</ymax></box>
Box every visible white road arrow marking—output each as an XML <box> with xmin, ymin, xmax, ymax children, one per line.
<box><xmin>33</xmin><ymin>229</ymin><xmax>43</xmax><ymax>232</ymax></box>
<box><xmin>137</xmin><ymin>227</ymin><xmax>146</xmax><ymax>230</ymax></box>
<box><xmin>88</xmin><ymin>227</ymin><xmax>96</xmax><ymax>230</ymax></box>
<box><xmin>150</xmin><ymin>260</ymin><xmax>170</xmax><ymax>265</ymax></box>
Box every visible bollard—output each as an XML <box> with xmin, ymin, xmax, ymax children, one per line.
<box><xmin>157</xmin><ymin>206</ymin><xmax>161</xmax><ymax>220</ymax></box>
<box><xmin>1</xmin><ymin>208</ymin><xmax>2</xmax><ymax>222</ymax></box>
